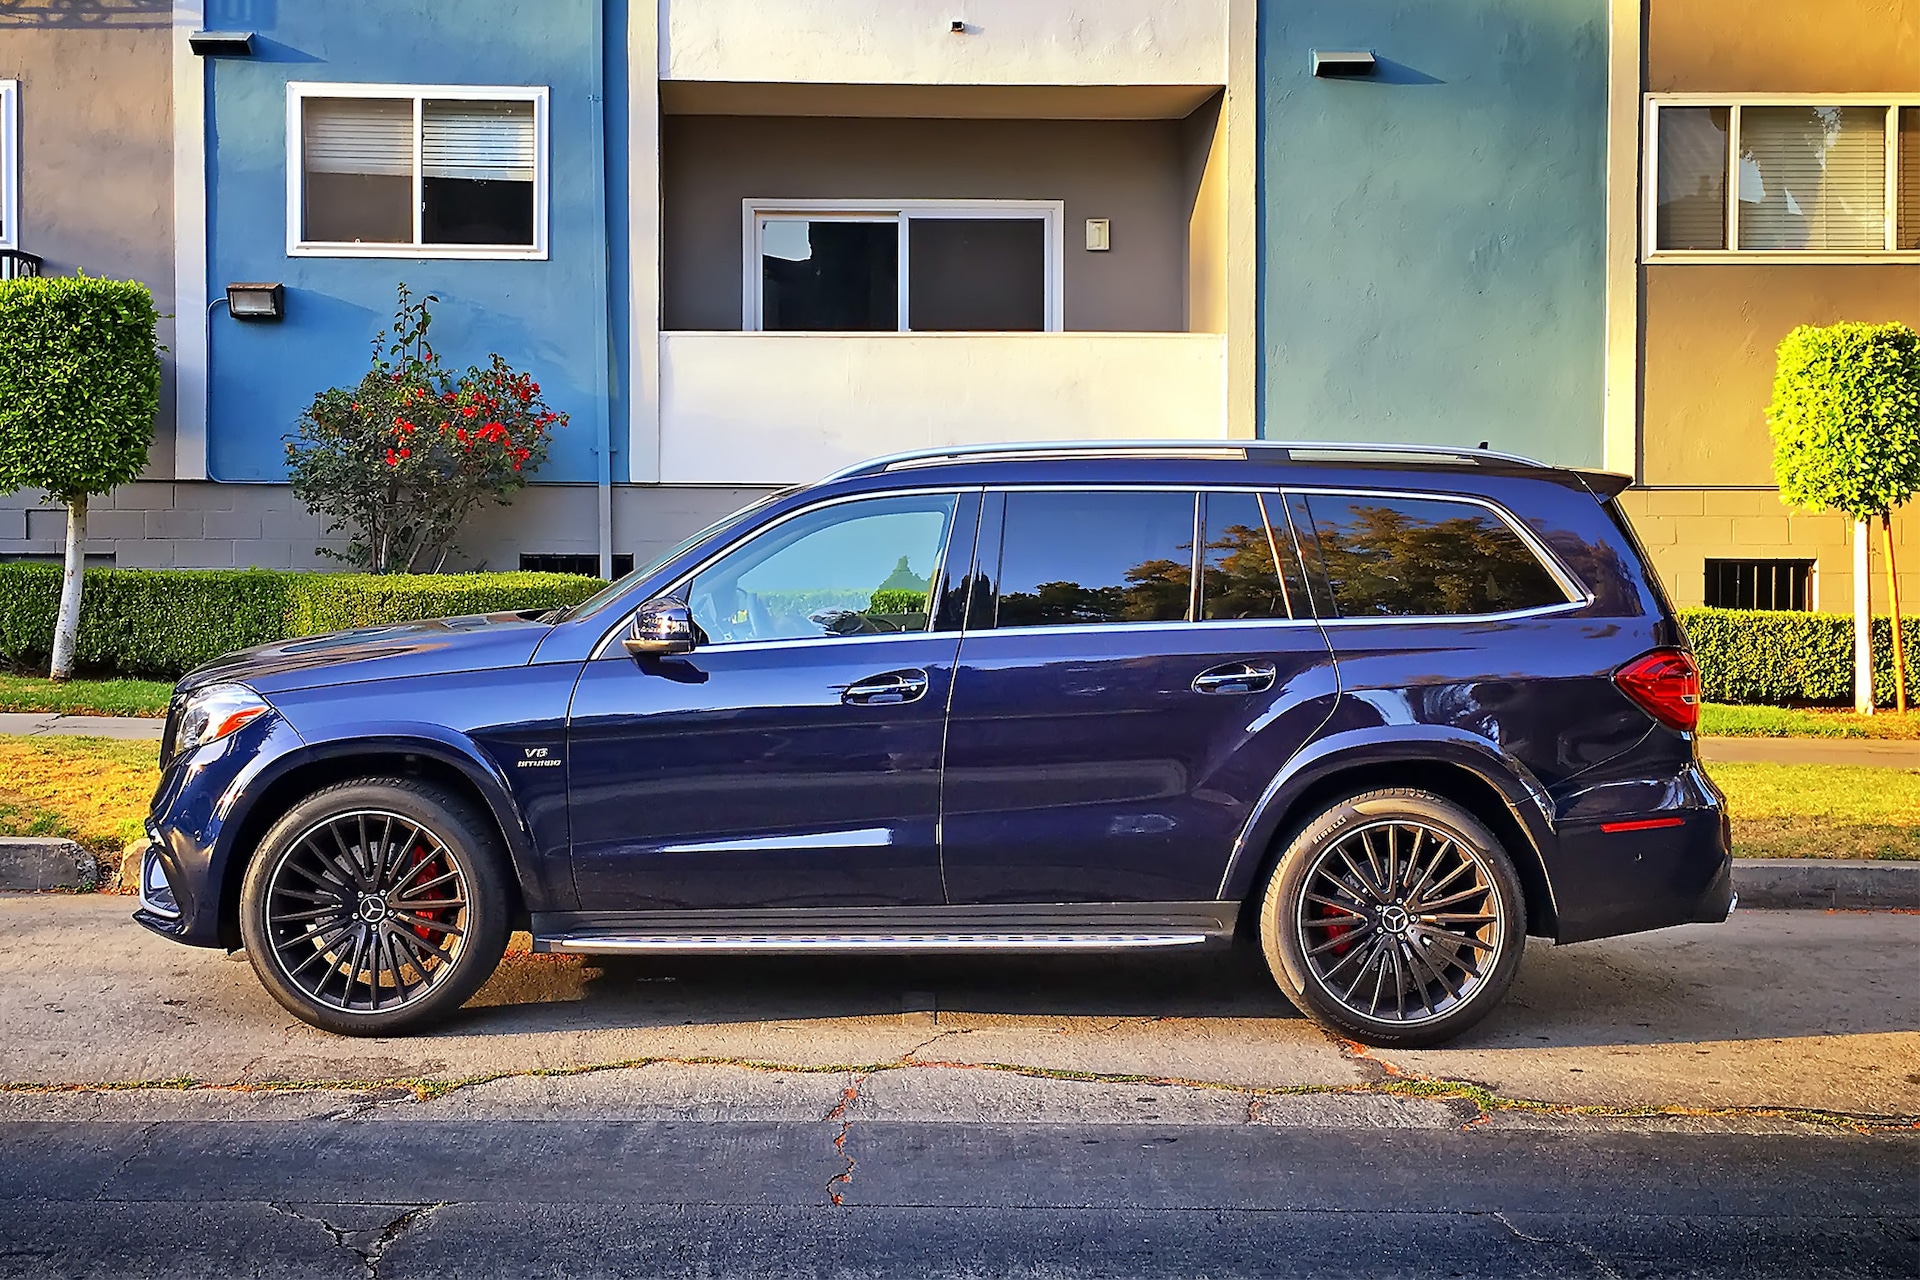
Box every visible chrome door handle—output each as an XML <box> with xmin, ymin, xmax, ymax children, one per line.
<box><xmin>1192</xmin><ymin>661</ymin><xmax>1277</xmax><ymax>695</ymax></box>
<box><xmin>842</xmin><ymin>669</ymin><xmax>930</xmax><ymax>706</ymax></box>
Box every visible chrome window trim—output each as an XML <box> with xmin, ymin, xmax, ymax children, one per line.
<box><xmin>1282</xmin><ymin>485</ymin><xmax>1593</xmax><ymax>619</ymax></box>
<box><xmin>960</xmin><ymin>617</ymin><xmax>1323</xmax><ymax>640</ymax></box>
<box><xmin>591</xmin><ymin>485</ymin><xmax>973</xmax><ymax>659</ymax></box>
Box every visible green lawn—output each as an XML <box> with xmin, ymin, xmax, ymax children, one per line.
<box><xmin>1707</xmin><ymin>761</ymin><xmax>1920</xmax><ymax>860</ymax></box>
<box><xmin>0</xmin><ymin>674</ymin><xmax>171</xmax><ymax>718</ymax></box>
<box><xmin>0</xmin><ymin>734</ymin><xmax>161</xmax><ymax>854</ymax></box>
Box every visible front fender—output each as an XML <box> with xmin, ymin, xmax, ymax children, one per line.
<box><xmin>238</xmin><ymin>721</ymin><xmax>565</xmax><ymax>910</ymax></box>
<box><xmin>1215</xmin><ymin>725</ymin><xmax>1559</xmax><ymax>911</ymax></box>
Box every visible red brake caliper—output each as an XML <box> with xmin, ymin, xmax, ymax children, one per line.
<box><xmin>1317</xmin><ymin>901</ymin><xmax>1355</xmax><ymax>956</ymax></box>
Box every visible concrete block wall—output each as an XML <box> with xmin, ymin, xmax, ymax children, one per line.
<box><xmin>0</xmin><ymin>484</ymin><xmax>769</xmax><ymax>575</ymax></box>
<box><xmin>1618</xmin><ymin>489</ymin><xmax>1920</xmax><ymax>614</ymax></box>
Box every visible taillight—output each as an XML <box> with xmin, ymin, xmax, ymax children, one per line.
<box><xmin>1614</xmin><ymin>648</ymin><xmax>1700</xmax><ymax>733</ymax></box>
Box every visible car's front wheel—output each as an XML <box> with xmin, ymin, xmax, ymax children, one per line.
<box><xmin>238</xmin><ymin>777</ymin><xmax>512</xmax><ymax>1036</ymax></box>
<box><xmin>1258</xmin><ymin>788</ymin><xmax>1527</xmax><ymax>1049</ymax></box>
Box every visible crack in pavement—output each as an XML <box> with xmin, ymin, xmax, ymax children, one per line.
<box><xmin>6</xmin><ymin>1052</ymin><xmax>1915</xmax><ymax>1133</ymax></box>
<box><xmin>266</xmin><ymin>1201</ymin><xmax>444</xmax><ymax>1280</ymax></box>
<box><xmin>104</xmin><ymin>1120</ymin><xmax>160</xmax><ymax>1186</ymax></box>
<box><xmin>1490</xmin><ymin>1211</ymin><xmax>1628</xmax><ymax>1280</ymax></box>
<box><xmin>821</xmin><ymin>1073</ymin><xmax>867</xmax><ymax>1207</ymax></box>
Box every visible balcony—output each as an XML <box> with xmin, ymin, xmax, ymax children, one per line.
<box><xmin>657</xmin><ymin>331</ymin><xmax>1228</xmax><ymax>485</ymax></box>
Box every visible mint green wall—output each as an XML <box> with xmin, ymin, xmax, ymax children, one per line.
<box><xmin>1258</xmin><ymin>0</ymin><xmax>1609</xmax><ymax>465</ymax></box>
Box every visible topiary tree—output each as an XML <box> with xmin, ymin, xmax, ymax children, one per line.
<box><xmin>286</xmin><ymin>285</ymin><xmax>565</xmax><ymax>573</ymax></box>
<box><xmin>0</xmin><ymin>276</ymin><xmax>162</xmax><ymax>681</ymax></box>
<box><xmin>1768</xmin><ymin>321</ymin><xmax>1920</xmax><ymax>713</ymax></box>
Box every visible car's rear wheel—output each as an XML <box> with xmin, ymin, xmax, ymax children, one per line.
<box><xmin>1258</xmin><ymin>788</ymin><xmax>1526</xmax><ymax>1049</ymax></box>
<box><xmin>238</xmin><ymin>777</ymin><xmax>511</xmax><ymax>1036</ymax></box>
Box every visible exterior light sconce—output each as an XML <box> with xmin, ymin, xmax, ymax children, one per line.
<box><xmin>225</xmin><ymin>282</ymin><xmax>285</xmax><ymax>321</ymax></box>
<box><xmin>950</xmin><ymin>20</ymin><xmax>967</xmax><ymax>34</ymax></box>
<box><xmin>188</xmin><ymin>31</ymin><xmax>254</xmax><ymax>56</ymax></box>
<box><xmin>1311</xmin><ymin>50</ymin><xmax>1377</xmax><ymax>78</ymax></box>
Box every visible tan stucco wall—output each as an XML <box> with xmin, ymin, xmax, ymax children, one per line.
<box><xmin>0</xmin><ymin>19</ymin><xmax>175</xmax><ymax>467</ymax></box>
<box><xmin>1648</xmin><ymin>0</ymin><xmax>1919</xmax><ymax>93</ymax></box>
<box><xmin>1620</xmin><ymin>488</ymin><xmax>1920</xmax><ymax>614</ymax></box>
<box><xmin>1641</xmin><ymin>265</ymin><xmax>1920</xmax><ymax>487</ymax></box>
<box><xmin>660</xmin><ymin>114</ymin><xmax>1197</xmax><ymax>333</ymax></box>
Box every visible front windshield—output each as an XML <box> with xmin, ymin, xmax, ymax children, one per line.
<box><xmin>548</xmin><ymin>488</ymin><xmax>795</xmax><ymax>623</ymax></box>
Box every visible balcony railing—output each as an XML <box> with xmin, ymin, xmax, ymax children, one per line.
<box><xmin>0</xmin><ymin>250</ymin><xmax>43</xmax><ymax>281</ymax></box>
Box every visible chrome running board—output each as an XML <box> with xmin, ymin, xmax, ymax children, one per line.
<box><xmin>543</xmin><ymin>932</ymin><xmax>1212</xmax><ymax>955</ymax></box>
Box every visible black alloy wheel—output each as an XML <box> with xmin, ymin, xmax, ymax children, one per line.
<box><xmin>239</xmin><ymin>778</ymin><xmax>511</xmax><ymax>1036</ymax></box>
<box><xmin>1259</xmin><ymin>788</ymin><xmax>1527</xmax><ymax>1048</ymax></box>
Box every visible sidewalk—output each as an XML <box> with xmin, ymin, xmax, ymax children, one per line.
<box><xmin>0</xmin><ymin>712</ymin><xmax>162</xmax><ymax>740</ymax></box>
<box><xmin>4</xmin><ymin>713</ymin><xmax>1919</xmax><ymax>766</ymax></box>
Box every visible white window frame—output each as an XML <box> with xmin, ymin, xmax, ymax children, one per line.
<box><xmin>285</xmin><ymin>82</ymin><xmax>550</xmax><ymax>261</ymax></box>
<box><xmin>1644</xmin><ymin>93</ymin><xmax>1920</xmax><ymax>264</ymax></box>
<box><xmin>743</xmin><ymin>199</ymin><xmax>1065</xmax><ymax>333</ymax></box>
<box><xmin>0</xmin><ymin>80</ymin><xmax>19</xmax><ymax>251</ymax></box>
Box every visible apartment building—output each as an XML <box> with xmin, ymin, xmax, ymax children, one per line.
<box><xmin>2</xmin><ymin>0</ymin><xmax>1907</xmax><ymax>601</ymax></box>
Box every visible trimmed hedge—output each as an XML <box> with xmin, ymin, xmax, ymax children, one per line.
<box><xmin>0</xmin><ymin>564</ymin><xmax>602</xmax><ymax>679</ymax></box>
<box><xmin>1679</xmin><ymin>607</ymin><xmax>1920</xmax><ymax>707</ymax></box>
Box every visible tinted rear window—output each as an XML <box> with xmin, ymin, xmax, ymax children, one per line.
<box><xmin>995</xmin><ymin>490</ymin><xmax>1195</xmax><ymax>627</ymax></box>
<box><xmin>1302</xmin><ymin>494</ymin><xmax>1568</xmax><ymax>618</ymax></box>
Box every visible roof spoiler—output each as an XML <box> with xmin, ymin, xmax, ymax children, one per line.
<box><xmin>1574</xmin><ymin>469</ymin><xmax>1633</xmax><ymax>499</ymax></box>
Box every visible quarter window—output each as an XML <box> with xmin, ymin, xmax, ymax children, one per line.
<box><xmin>749</xmin><ymin>202</ymin><xmax>1062</xmax><ymax>332</ymax></box>
<box><xmin>994</xmin><ymin>491</ymin><xmax>1195</xmax><ymax>628</ymax></box>
<box><xmin>289</xmin><ymin>84</ymin><xmax>547</xmax><ymax>258</ymax></box>
<box><xmin>1648</xmin><ymin>99</ymin><xmax>1920</xmax><ymax>257</ymax></box>
<box><xmin>1301</xmin><ymin>495</ymin><xmax>1570</xmax><ymax>619</ymax></box>
<box><xmin>687</xmin><ymin>493</ymin><xmax>957</xmax><ymax>645</ymax></box>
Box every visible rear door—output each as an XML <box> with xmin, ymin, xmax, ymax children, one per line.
<box><xmin>938</xmin><ymin>486</ymin><xmax>1339</xmax><ymax>905</ymax></box>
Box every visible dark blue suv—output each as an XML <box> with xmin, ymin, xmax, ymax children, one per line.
<box><xmin>137</xmin><ymin>442</ymin><xmax>1731</xmax><ymax>1047</ymax></box>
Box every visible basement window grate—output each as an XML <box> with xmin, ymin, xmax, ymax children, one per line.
<box><xmin>1704</xmin><ymin>558</ymin><xmax>1814</xmax><ymax>611</ymax></box>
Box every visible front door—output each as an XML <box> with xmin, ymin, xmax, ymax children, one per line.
<box><xmin>939</xmin><ymin>487</ymin><xmax>1338</xmax><ymax>905</ymax></box>
<box><xmin>567</xmin><ymin>490</ymin><xmax>973</xmax><ymax>912</ymax></box>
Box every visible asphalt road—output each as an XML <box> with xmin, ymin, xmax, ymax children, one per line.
<box><xmin>0</xmin><ymin>1120</ymin><xmax>1914</xmax><ymax>1278</ymax></box>
<box><xmin>1</xmin><ymin>896</ymin><xmax>1915</xmax><ymax>1277</ymax></box>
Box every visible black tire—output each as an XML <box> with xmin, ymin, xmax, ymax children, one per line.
<box><xmin>1258</xmin><ymin>788</ymin><xmax>1526</xmax><ymax>1049</ymax></box>
<box><xmin>238</xmin><ymin>777</ymin><xmax>512</xmax><ymax>1036</ymax></box>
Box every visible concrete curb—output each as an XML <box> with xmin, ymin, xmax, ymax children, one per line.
<box><xmin>1730</xmin><ymin>859</ymin><xmax>1920</xmax><ymax>911</ymax></box>
<box><xmin>2</xmin><ymin>839</ymin><xmax>1914</xmax><ymax>912</ymax></box>
<box><xmin>0</xmin><ymin>837</ymin><xmax>103</xmax><ymax>891</ymax></box>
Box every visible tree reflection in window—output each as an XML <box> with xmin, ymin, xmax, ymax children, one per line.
<box><xmin>1201</xmin><ymin>491</ymin><xmax>1292</xmax><ymax>620</ymax></box>
<box><xmin>1305</xmin><ymin>497</ymin><xmax>1568</xmax><ymax>618</ymax></box>
<box><xmin>995</xmin><ymin>490</ymin><xmax>1195</xmax><ymax>627</ymax></box>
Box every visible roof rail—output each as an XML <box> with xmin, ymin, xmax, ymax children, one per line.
<box><xmin>819</xmin><ymin>438</ymin><xmax>1553</xmax><ymax>482</ymax></box>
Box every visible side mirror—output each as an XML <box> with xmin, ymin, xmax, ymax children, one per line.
<box><xmin>623</xmin><ymin>598</ymin><xmax>696</xmax><ymax>657</ymax></box>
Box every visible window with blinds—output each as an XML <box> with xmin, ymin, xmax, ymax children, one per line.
<box><xmin>1650</xmin><ymin>99</ymin><xmax>1920</xmax><ymax>256</ymax></box>
<box><xmin>293</xmin><ymin>87</ymin><xmax>543</xmax><ymax>255</ymax></box>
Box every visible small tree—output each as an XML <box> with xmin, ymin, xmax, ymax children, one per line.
<box><xmin>0</xmin><ymin>277</ymin><xmax>161</xmax><ymax>680</ymax></box>
<box><xmin>1768</xmin><ymin>321</ymin><xmax>1920</xmax><ymax>713</ymax></box>
<box><xmin>287</xmin><ymin>285</ymin><xmax>565</xmax><ymax>572</ymax></box>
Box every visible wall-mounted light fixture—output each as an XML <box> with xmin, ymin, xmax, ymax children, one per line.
<box><xmin>188</xmin><ymin>30</ymin><xmax>254</xmax><ymax>56</ymax></box>
<box><xmin>1311</xmin><ymin>50</ymin><xmax>1377</xmax><ymax>78</ymax></box>
<box><xmin>950</xmin><ymin>19</ymin><xmax>967</xmax><ymax>34</ymax></box>
<box><xmin>225</xmin><ymin>282</ymin><xmax>284</xmax><ymax>321</ymax></box>
<box><xmin>1085</xmin><ymin>219</ymin><xmax>1111</xmax><ymax>252</ymax></box>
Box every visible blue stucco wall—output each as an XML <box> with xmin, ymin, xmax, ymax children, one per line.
<box><xmin>1257</xmin><ymin>0</ymin><xmax>1609</xmax><ymax>465</ymax></box>
<box><xmin>204</xmin><ymin>0</ymin><xmax>616</xmax><ymax>482</ymax></box>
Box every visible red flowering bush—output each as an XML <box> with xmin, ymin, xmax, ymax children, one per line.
<box><xmin>286</xmin><ymin>285</ymin><xmax>565</xmax><ymax>572</ymax></box>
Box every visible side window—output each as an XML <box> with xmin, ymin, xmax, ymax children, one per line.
<box><xmin>994</xmin><ymin>490</ymin><xmax>1194</xmax><ymax>628</ymax></box>
<box><xmin>1301</xmin><ymin>494</ymin><xmax>1571</xmax><ymax>618</ymax></box>
<box><xmin>1199</xmin><ymin>491</ymin><xmax>1301</xmax><ymax>621</ymax></box>
<box><xmin>687</xmin><ymin>493</ymin><xmax>958</xmax><ymax>644</ymax></box>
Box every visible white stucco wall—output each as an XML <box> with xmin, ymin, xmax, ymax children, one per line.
<box><xmin>661</xmin><ymin>0</ymin><xmax>1229</xmax><ymax>86</ymax></box>
<box><xmin>659</xmin><ymin>332</ymin><xmax>1230</xmax><ymax>484</ymax></box>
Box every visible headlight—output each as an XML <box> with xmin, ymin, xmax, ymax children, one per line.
<box><xmin>173</xmin><ymin>683</ymin><xmax>270</xmax><ymax>756</ymax></box>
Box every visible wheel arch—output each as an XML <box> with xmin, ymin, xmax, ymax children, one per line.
<box><xmin>1224</xmin><ymin>733</ymin><xmax>1561</xmax><ymax>941</ymax></box>
<box><xmin>213</xmin><ymin>736</ymin><xmax>535</xmax><ymax>950</ymax></box>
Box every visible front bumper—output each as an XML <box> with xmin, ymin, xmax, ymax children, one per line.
<box><xmin>137</xmin><ymin>710</ymin><xmax>303</xmax><ymax>949</ymax></box>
